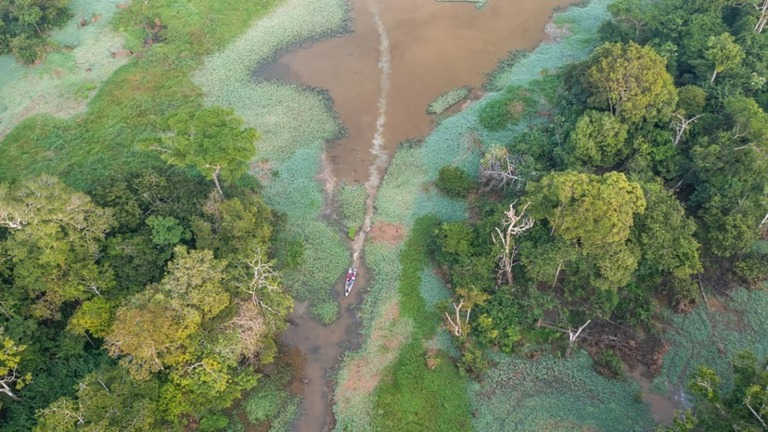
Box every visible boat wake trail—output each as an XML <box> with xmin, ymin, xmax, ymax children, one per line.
<box><xmin>352</xmin><ymin>0</ymin><xmax>391</xmax><ymax>264</ymax></box>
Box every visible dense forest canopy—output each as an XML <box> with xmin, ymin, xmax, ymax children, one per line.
<box><xmin>0</xmin><ymin>106</ymin><xmax>294</xmax><ymax>430</ymax></box>
<box><xmin>430</xmin><ymin>0</ymin><xmax>768</xmax><ymax>423</ymax></box>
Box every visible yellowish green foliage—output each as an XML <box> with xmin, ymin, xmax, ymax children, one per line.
<box><xmin>0</xmin><ymin>176</ymin><xmax>115</xmax><ymax>319</ymax></box>
<box><xmin>584</xmin><ymin>41</ymin><xmax>678</xmax><ymax>124</ymax></box>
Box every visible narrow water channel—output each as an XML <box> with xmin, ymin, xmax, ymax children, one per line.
<box><xmin>257</xmin><ymin>1</ymin><xmax>577</xmax><ymax>431</ymax></box>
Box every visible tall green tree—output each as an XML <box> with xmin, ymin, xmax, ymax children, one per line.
<box><xmin>633</xmin><ymin>182</ymin><xmax>701</xmax><ymax>302</ymax></box>
<box><xmin>104</xmin><ymin>246</ymin><xmax>228</xmax><ymax>379</ymax></box>
<box><xmin>33</xmin><ymin>366</ymin><xmax>162</xmax><ymax>432</ymax></box>
<box><xmin>584</xmin><ymin>42</ymin><xmax>678</xmax><ymax>124</ymax></box>
<box><xmin>527</xmin><ymin>171</ymin><xmax>646</xmax><ymax>252</ymax></box>
<box><xmin>149</xmin><ymin>107</ymin><xmax>258</xmax><ymax>198</ymax></box>
<box><xmin>0</xmin><ymin>0</ymin><xmax>71</xmax><ymax>64</ymax></box>
<box><xmin>678</xmin><ymin>352</ymin><xmax>768</xmax><ymax>431</ymax></box>
<box><xmin>524</xmin><ymin>171</ymin><xmax>646</xmax><ymax>306</ymax></box>
<box><xmin>564</xmin><ymin>110</ymin><xmax>630</xmax><ymax>168</ymax></box>
<box><xmin>705</xmin><ymin>33</ymin><xmax>745</xmax><ymax>83</ymax></box>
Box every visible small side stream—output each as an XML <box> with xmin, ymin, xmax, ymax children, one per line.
<box><xmin>256</xmin><ymin>0</ymin><xmax>584</xmax><ymax>430</ymax></box>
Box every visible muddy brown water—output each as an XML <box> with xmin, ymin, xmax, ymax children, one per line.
<box><xmin>256</xmin><ymin>1</ymin><xmax>589</xmax><ymax>431</ymax></box>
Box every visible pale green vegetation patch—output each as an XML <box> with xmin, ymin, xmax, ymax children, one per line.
<box><xmin>654</xmin><ymin>289</ymin><xmax>768</xmax><ymax>395</ymax></box>
<box><xmin>0</xmin><ymin>0</ymin><xmax>131</xmax><ymax>138</ymax></box>
<box><xmin>194</xmin><ymin>0</ymin><xmax>349</xmax><ymax>107</ymax></box>
<box><xmin>333</xmin><ymin>242</ymin><xmax>413</xmax><ymax>432</ymax></box>
<box><xmin>436</xmin><ymin>0</ymin><xmax>489</xmax><ymax>10</ymax></box>
<box><xmin>263</xmin><ymin>144</ymin><xmax>348</xmax><ymax>322</ymax></box>
<box><xmin>485</xmin><ymin>0</ymin><xmax>611</xmax><ymax>91</ymax></box>
<box><xmin>470</xmin><ymin>352</ymin><xmax>653</xmax><ymax>431</ymax></box>
<box><xmin>427</xmin><ymin>86</ymin><xmax>470</xmax><ymax>115</ymax></box>
<box><xmin>338</xmin><ymin>183</ymin><xmax>366</xmax><ymax>238</ymax></box>
<box><xmin>219</xmin><ymin>81</ymin><xmax>342</xmax><ymax>164</ymax></box>
<box><xmin>484</xmin><ymin>49</ymin><xmax>530</xmax><ymax>92</ymax></box>
<box><xmin>419</xmin><ymin>266</ymin><xmax>451</xmax><ymax>312</ymax></box>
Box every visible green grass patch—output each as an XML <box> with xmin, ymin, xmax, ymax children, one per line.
<box><xmin>0</xmin><ymin>0</ymin><xmax>132</xmax><ymax>138</ymax></box>
<box><xmin>427</xmin><ymin>87</ymin><xmax>470</xmax><ymax>115</ymax></box>
<box><xmin>478</xmin><ymin>85</ymin><xmax>538</xmax><ymax>131</ymax></box>
<box><xmin>333</xmin><ymin>241</ymin><xmax>411</xmax><ymax>431</ymax></box>
<box><xmin>338</xmin><ymin>183</ymin><xmax>366</xmax><ymax>239</ymax></box>
<box><xmin>371</xmin><ymin>216</ymin><xmax>473</xmax><ymax>432</ymax></box>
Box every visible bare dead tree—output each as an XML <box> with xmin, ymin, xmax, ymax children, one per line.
<box><xmin>241</xmin><ymin>251</ymin><xmax>283</xmax><ymax>328</ymax></box>
<box><xmin>759</xmin><ymin>211</ymin><xmax>768</xmax><ymax>234</ymax></box>
<box><xmin>444</xmin><ymin>289</ymin><xmax>489</xmax><ymax>337</ymax></box>
<box><xmin>41</xmin><ymin>400</ymin><xmax>86</xmax><ymax>426</ymax></box>
<box><xmin>0</xmin><ymin>367</ymin><xmax>22</xmax><ymax>401</ymax></box>
<box><xmin>670</xmin><ymin>113</ymin><xmax>703</xmax><ymax>146</ymax></box>
<box><xmin>755</xmin><ymin>0</ymin><xmax>768</xmax><ymax>33</ymax></box>
<box><xmin>493</xmin><ymin>202</ymin><xmax>534</xmax><ymax>286</ymax></box>
<box><xmin>480</xmin><ymin>146</ymin><xmax>523</xmax><ymax>191</ymax></box>
<box><xmin>538</xmin><ymin>319</ymin><xmax>591</xmax><ymax>358</ymax></box>
<box><xmin>745</xmin><ymin>389</ymin><xmax>768</xmax><ymax>429</ymax></box>
<box><xmin>445</xmin><ymin>299</ymin><xmax>465</xmax><ymax>337</ymax></box>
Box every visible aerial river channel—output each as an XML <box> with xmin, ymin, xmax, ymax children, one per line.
<box><xmin>256</xmin><ymin>0</ymin><xmax>578</xmax><ymax>430</ymax></box>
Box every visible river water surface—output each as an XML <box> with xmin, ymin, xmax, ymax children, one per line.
<box><xmin>257</xmin><ymin>0</ymin><xmax>579</xmax><ymax>431</ymax></box>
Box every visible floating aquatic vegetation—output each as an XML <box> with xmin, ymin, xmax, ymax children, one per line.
<box><xmin>470</xmin><ymin>351</ymin><xmax>652</xmax><ymax>432</ymax></box>
<box><xmin>263</xmin><ymin>144</ymin><xmax>348</xmax><ymax>321</ymax></box>
<box><xmin>436</xmin><ymin>0</ymin><xmax>489</xmax><ymax>10</ymax></box>
<box><xmin>426</xmin><ymin>86</ymin><xmax>470</xmax><ymax>115</ymax></box>
<box><xmin>484</xmin><ymin>49</ymin><xmax>530</xmax><ymax>92</ymax></box>
<box><xmin>194</xmin><ymin>0</ymin><xmax>349</xmax><ymax>105</ymax></box>
<box><xmin>653</xmin><ymin>288</ymin><xmax>768</xmax><ymax>395</ymax></box>
<box><xmin>338</xmin><ymin>183</ymin><xmax>367</xmax><ymax>238</ymax></box>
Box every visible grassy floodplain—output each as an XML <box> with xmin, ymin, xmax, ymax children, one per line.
<box><xmin>0</xmin><ymin>0</ymin><xmax>131</xmax><ymax>139</ymax></box>
<box><xmin>0</xmin><ymin>0</ymin><xmax>282</xmax><ymax>189</ymax></box>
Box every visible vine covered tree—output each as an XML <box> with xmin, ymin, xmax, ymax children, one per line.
<box><xmin>149</xmin><ymin>107</ymin><xmax>258</xmax><ymax>198</ymax></box>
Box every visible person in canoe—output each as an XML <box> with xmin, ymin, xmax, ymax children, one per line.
<box><xmin>344</xmin><ymin>268</ymin><xmax>357</xmax><ymax>297</ymax></box>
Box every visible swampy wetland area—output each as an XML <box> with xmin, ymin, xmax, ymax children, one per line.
<box><xmin>2</xmin><ymin>0</ymin><xmax>768</xmax><ymax>431</ymax></box>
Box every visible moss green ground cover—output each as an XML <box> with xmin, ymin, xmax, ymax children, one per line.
<box><xmin>0</xmin><ymin>0</ymin><xmax>132</xmax><ymax>139</ymax></box>
<box><xmin>370</xmin><ymin>217</ymin><xmax>473</xmax><ymax>432</ymax></box>
<box><xmin>193</xmin><ymin>0</ymin><xmax>351</xmax><ymax>321</ymax></box>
